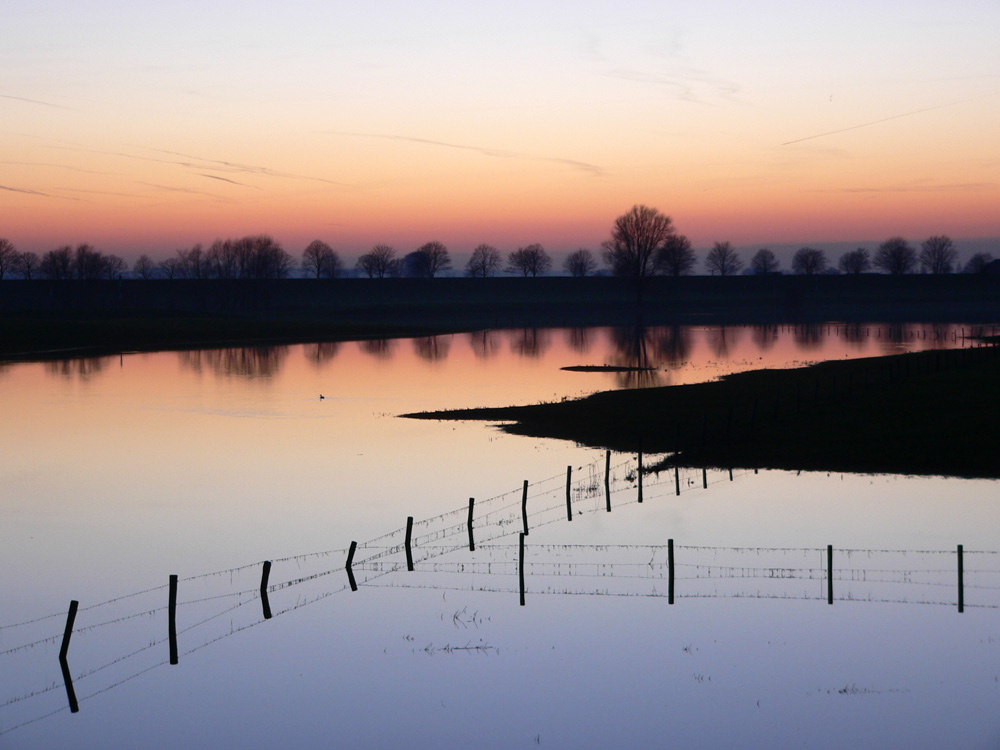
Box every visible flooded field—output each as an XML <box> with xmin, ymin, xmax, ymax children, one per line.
<box><xmin>1</xmin><ymin>323</ymin><xmax>997</xmax><ymax>748</ymax></box>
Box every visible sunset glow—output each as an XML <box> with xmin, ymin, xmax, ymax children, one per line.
<box><xmin>3</xmin><ymin>1</ymin><xmax>998</xmax><ymax>261</ymax></box>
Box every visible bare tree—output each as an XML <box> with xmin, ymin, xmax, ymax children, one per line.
<box><xmin>405</xmin><ymin>241</ymin><xmax>451</xmax><ymax>278</ymax></box>
<box><xmin>0</xmin><ymin>238</ymin><xmax>16</xmax><ymax>280</ymax></box>
<box><xmin>564</xmin><ymin>248</ymin><xmax>597</xmax><ymax>277</ymax></box>
<box><xmin>13</xmin><ymin>251</ymin><xmax>40</xmax><ymax>279</ymax></box>
<box><xmin>749</xmin><ymin>248</ymin><xmax>779</xmax><ymax>275</ymax></box>
<box><xmin>704</xmin><ymin>241</ymin><xmax>743</xmax><ymax>276</ymax></box>
<box><xmin>963</xmin><ymin>252</ymin><xmax>994</xmax><ymax>274</ymax></box>
<box><xmin>357</xmin><ymin>244</ymin><xmax>397</xmax><ymax>278</ymax></box>
<box><xmin>654</xmin><ymin>234</ymin><xmax>695</xmax><ymax>276</ymax></box>
<box><xmin>919</xmin><ymin>235</ymin><xmax>957</xmax><ymax>274</ymax></box>
<box><xmin>838</xmin><ymin>248</ymin><xmax>871</xmax><ymax>274</ymax></box>
<box><xmin>602</xmin><ymin>205</ymin><xmax>675</xmax><ymax>280</ymax></box>
<box><xmin>791</xmin><ymin>247</ymin><xmax>827</xmax><ymax>275</ymax></box>
<box><xmin>178</xmin><ymin>244</ymin><xmax>210</xmax><ymax>279</ymax></box>
<box><xmin>243</xmin><ymin>235</ymin><xmax>293</xmax><ymax>279</ymax></box>
<box><xmin>103</xmin><ymin>254</ymin><xmax>127</xmax><ymax>279</ymax></box>
<box><xmin>301</xmin><ymin>240</ymin><xmax>341</xmax><ymax>279</ymax></box>
<box><xmin>133</xmin><ymin>254</ymin><xmax>157</xmax><ymax>280</ymax></box>
<box><xmin>465</xmin><ymin>244</ymin><xmax>501</xmax><ymax>277</ymax></box>
<box><xmin>873</xmin><ymin>237</ymin><xmax>916</xmax><ymax>275</ymax></box>
<box><xmin>73</xmin><ymin>244</ymin><xmax>106</xmax><ymax>280</ymax></box>
<box><xmin>506</xmin><ymin>244</ymin><xmax>551</xmax><ymax>277</ymax></box>
<box><xmin>40</xmin><ymin>246</ymin><xmax>73</xmax><ymax>279</ymax></box>
<box><xmin>158</xmin><ymin>257</ymin><xmax>183</xmax><ymax>279</ymax></box>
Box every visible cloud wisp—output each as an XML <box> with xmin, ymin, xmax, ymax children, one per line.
<box><xmin>335</xmin><ymin>132</ymin><xmax>606</xmax><ymax>177</ymax></box>
<box><xmin>0</xmin><ymin>93</ymin><xmax>76</xmax><ymax>111</ymax></box>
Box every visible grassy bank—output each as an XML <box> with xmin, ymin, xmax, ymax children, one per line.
<box><xmin>405</xmin><ymin>345</ymin><xmax>1000</xmax><ymax>478</ymax></box>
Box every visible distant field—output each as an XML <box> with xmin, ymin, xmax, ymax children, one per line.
<box><xmin>1</xmin><ymin>275</ymin><xmax>999</xmax><ymax>359</ymax></box>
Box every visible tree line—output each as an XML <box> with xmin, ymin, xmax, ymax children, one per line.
<box><xmin>0</xmin><ymin>210</ymin><xmax>994</xmax><ymax>281</ymax></box>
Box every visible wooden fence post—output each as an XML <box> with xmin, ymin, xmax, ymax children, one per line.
<box><xmin>637</xmin><ymin>451</ymin><xmax>643</xmax><ymax>503</ymax></box>
<box><xmin>675</xmin><ymin>465</ymin><xmax>680</xmax><ymax>496</ymax></box>
<box><xmin>604</xmin><ymin>450</ymin><xmax>611</xmax><ymax>513</ymax></box>
<box><xmin>346</xmin><ymin>541</ymin><xmax>358</xmax><ymax>591</ymax></box>
<box><xmin>519</xmin><ymin>532</ymin><xmax>526</xmax><ymax>606</ymax></box>
<box><xmin>59</xmin><ymin>599</ymin><xmax>78</xmax><ymax>661</ymax></box>
<box><xmin>467</xmin><ymin>498</ymin><xmax>475</xmax><ymax>552</ymax></box>
<box><xmin>521</xmin><ymin>480</ymin><xmax>529</xmax><ymax>536</ymax></box>
<box><xmin>958</xmin><ymin>544</ymin><xmax>964</xmax><ymax>613</ymax></box>
<box><xmin>566</xmin><ymin>465</ymin><xmax>573</xmax><ymax>521</ymax></box>
<box><xmin>57</xmin><ymin>603</ymin><xmax>79</xmax><ymax>714</ymax></box>
<box><xmin>260</xmin><ymin>561</ymin><xmax>272</xmax><ymax>620</ymax></box>
<box><xmin>702</xmin><ymin>468</ymin><xmax>707</xmax><ymax>489</ymax></box>
<box><xmin>168</xmin><ymin>574</ymin><xmax>178</xmax><ymax>665</ymax></box>
<box><xmin>827</xmin><ymin>545</ymin><xmax>833</xmax><ymax>605</ymax></box>
<box><xmin>668</xmin><ymin>539</ymin><xmax>675</xmax><ymax>605</ymax></box>
<box><xmin>405</xmin><ymin>516</ymin><xmax>414</xmax><ymax>571</ymax></box>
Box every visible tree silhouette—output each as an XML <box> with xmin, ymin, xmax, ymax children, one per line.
<box><xmin>13</xmin><ymin>251</ymin><xmax>39</xmax><ymax>280</ymax></box>
<box><xmin>133</xmin><ymin>255</ymin><xmax>156</xmax><ymax>280</ymax></box>
<box><xmin>177</xmin><ymin>245</ymin><xmax>209</xmax><ymax>279</ymax></box>
<box><xmin>654</xmin><ymin>234</ymin><xmax>695</xmax><ymax>276</ymax></box>
<box><xmin>749</xmin><ymin>248</ymin><xmax>779</xmax><ymax>275</ymax></box>
<box><xmin>873</xmin><ymin>237</ymin><xmax>916</xmax><ymax>275</ymax></box>
<box><xmin>405</xmin><ymin>241</ymin><xmax>451</xmax><ymax>278</ymax></box>
<box><xmin>705</xmin><ymin>241</ymin><xmax>743</xmax><ymax>276</ymax></box>
<box><xmin>506</xmin><ymin>244</ymin><xmax>551</xmax><ymax>277</ymax></box>
<box><xmin>838</xmin><ymin>248</ymin><xmax>871</xmax><ymax>274</ymax></box>
<box><xmin>0</xmin><ymin>238</ymin><xmax>16</xmax><ymax>280</ymax></box>
<box><xmin>963</xmin><ymin>252</ymin><xmax>994</xmax><ymax>274</ymax></box>
<box><xmin>357</xmin><ymin>244</ymin><xmax>397</xmax><ymax>278</ymax></box>
<box><xmin>602</xmin><ymin>205</ymin><xmax>675</xmax><ymax>280</ymax></box>
<box><xmin>302</xmin><ymin>240</ymin><xmax>341</xmax><ymax>278</ymax></box>
<box><xmin>564</xmin><ymin>248</ymin><xmax>597</xmax><ymax>277</ymax></box>
<box><xmin>465</xmin><ymin>244</ymin><xmax>501</xmax><ymax>277</ymax></box>
<box><xmin>919</xmin><ymin>235</ymin><xmax>957</xmax><ymax>274</ymax></box>
<box><xmin>791</xmin><ymin>247</ymin><xmax>827</xmax><ymax>275</ymax></box>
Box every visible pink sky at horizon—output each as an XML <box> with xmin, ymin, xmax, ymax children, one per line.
<box><xmin>2</xmin><ymin>1</ymin><xmax>998</xmax><ymax>262</ymax></box>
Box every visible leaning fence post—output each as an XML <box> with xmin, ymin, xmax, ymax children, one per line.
<box><xmin>668</xmin><ymin>539</ymin><xmax>675</xmax><ymax>605</ymax></box>
<box><xmin>59</xmin><ymin>599</ymin><xmax>79</xmax><ymax>661</ymax></box>
<box><xmin>604</xmin><ymin>450</ymin><xmax>611</xmax><ymax>512</ymax></box>
<box><xmin>467</xmin><ymin>498</ymin><xmax>475</xmax><ymax>552</ymax></box>
<box><xmin>521</xmin><ymin>480</ymin><xmax>529</xmax><ymax>536</ymax></box>
<box><xmin>346</xmin><ymin>541</ymin><xmax>358</xmax><ymax>591</ymax></box>
<box><xmin>260</xmin><ymin>561</ymin><xmax>272</xmax><ymax>620</ymax></box>
<box><xmin>405</xmin><ymin>516</ymin><xmax>414</xmax><ymax>571</ymax></box>
<box><xmin>827</xmin><ymin>545</ymin><xmax>833</xmax><ymax>605</ymax></box>
<box><xmin>637</xmin><ymin>450</ymin><xmax>643</xmax><ymax>503</ymax></box>
<box><xmin>958</xmin><ymin>544</ymin><xmax>964</xmax><ymax>613</ymax></box>
<box><xmin>519</xmin><ymin>532</ymin><xmax>526</xmax><ymax>606</ymax></box>
<box><xmin>168</xmin><ymin>574</ymin><xmax>178</xmax><ymax>665</ymax></box>
<box><xmin>565</xmin><ymin>465</ymin><xmax>573</xmax><ymax>521</ymax></box>
<box><xmin>702</xmin><ymin>468</ymin><xmax>707</xmax><ymax>489</ymax></box>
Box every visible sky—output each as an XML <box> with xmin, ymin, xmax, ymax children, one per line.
<box><xmin>2</xmin><ymin>0</ymin><xmax>999</xmax><ymax>263</ymax></box>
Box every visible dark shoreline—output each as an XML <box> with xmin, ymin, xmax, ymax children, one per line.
<box><xmin>405</xmin><ymin>345</ymin><xmax>1000</xmax><ymax>479</ymax></box>
<box><xmin>2</xmin><ymin>274</ymin><xmax>999</xmax><ymax>361</ymax></box>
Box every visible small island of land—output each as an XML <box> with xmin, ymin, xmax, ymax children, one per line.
<box><xmin>405</xmin><ymin>344</ymin><xmax>1000</xmax><ymax>479</ymax></box>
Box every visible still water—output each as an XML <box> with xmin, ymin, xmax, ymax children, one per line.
<box><xmin>1</xmin><ymin>323</ymin><xmax>998</xmax><ymax>748</ymax></box>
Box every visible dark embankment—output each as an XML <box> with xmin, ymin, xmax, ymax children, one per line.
<box><xmin>1</xmin><ymin>274</ymin><xmax>999</xmax><ymax>359</ymax></box>
<box><xmin>405</xmin><ymin>345</ymin><xmax>1000</xmax><ymax>479</ymax></box>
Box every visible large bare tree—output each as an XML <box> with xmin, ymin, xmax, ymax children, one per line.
<box><xmin>465</xmin><ymin>244</ymin><xmax>501</xmax><ymax>277</ymax></box>
<box><xmin>873</xmin><ymin>237</ymin><xmax>916</xmax><ymax>275</ymax></box>
<box><xmin>506</xmin><ymin>244</ymin><xmax>551</xmax><ymax>277</ymax></box>
<box><xmin>602</xmin><ymin>205</ymin><xmax>675</xmax><ymax>279</ymax></box>
<box><xmin>791</xmin><ymin>247</ymin><xmax>827</xmax><ymax>275</ymax></box>
<box><xmin>357</xmin><ymin>244</ymin><xmax>397</xmax><ymax>278</ymax></box>
<box><xmin>654</xmin><ymin>233</ymin><xmax>695</xmax><ymax>276</ymax></box>
<box><xmin>302</xmin><ymin>240</ymin><xmax>341</xmax><ymax>278</ymax></box>
<box><xmin>704</xmin><ymin>241</ymin><xmax>743</xmax><ymax>276</ymax></box>
<box><xmin>919</xmin><ymin>235</ymin><xmax>957</xmax><ymax>274</ymax></box>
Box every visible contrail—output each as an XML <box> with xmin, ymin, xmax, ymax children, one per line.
<box><xmin>781</xmin><ymin>96</ymin><xmax>983</xmax><ymax>146</ymax></box>
<box><xmin>0</xmin><ymin>93</ymin><xmax>76</xmax><ymax>111</ymax></box>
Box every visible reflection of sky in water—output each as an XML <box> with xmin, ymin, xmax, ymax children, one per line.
<box><xmin>0</xmin><ymin>324</ymin><xmax>997</xmax><ymax>746</ymax></box>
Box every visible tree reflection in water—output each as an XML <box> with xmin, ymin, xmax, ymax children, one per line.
<box><xmin>565</xmin><ymin>327</ymin><xmax>592</xmax><ymax>354</ymax></box>
<box><xmin>651</xmin><ymin>325</ymin><xmax>693</xmax><ymax>370</ymax></box>
<box><xmin>705</xmin><ymin>326</ymin><xmax>743</xmax><ymax>359</ymax></box>
<box><xmin>468</xmin><ymin>330</ymin><xmax>502</xmax><ymax>359</ymax></box>
<box><xmin>304</xmin><ymin>342</ymin><xmax>340</xmax><ymax>367</ymax></box>
<box><xmin>178</xmin><ymin>347</ymin><xmax>290</xmax><ymax>378</ymax></box>
<box><xmin>413</xmin><ymin>335</ymin><xmax>451</xmax><ymax>363</ymax></box>
<box><xmin>509</xmin><ymin>328</ymin><xmax>551</xmax><ymax>358</ymax></box>
<box><xmin>792</xmin><ymin>323</ymin><xmax>825</xmax><ymax>351</ymax></box>
<box><xmin>359</xmin><ymin>338</ymin><xmax>396</xmax><ymax>360</ymax></box>
<box><xmin>608</xmin><ymin>325</ymin><xmax>661</xmax><ymax>388</ymax></box>
<box><xmin>750</xmin><ymin>324</ymin><xmax>778</xmax><ymax>352</ymax></box>
<box><xmin>44</xmin><ymin>356</ymin><xmax>113</xmax><ymax>380</ymax></box>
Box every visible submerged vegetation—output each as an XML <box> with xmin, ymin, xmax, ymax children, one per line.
<box><xmin>407</xmin><ymin>344</ymin><xmax>1000</xmax><ymax>479</ymax></box>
